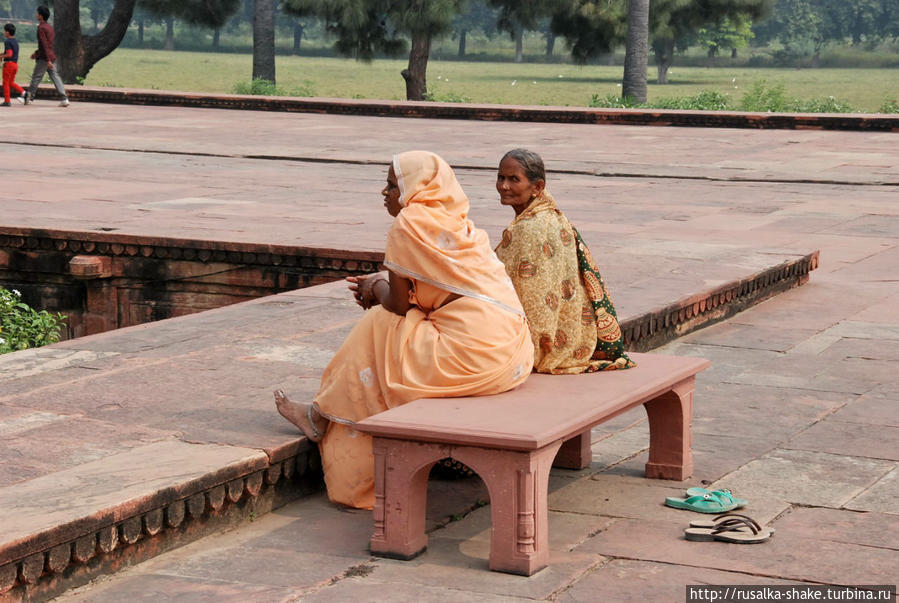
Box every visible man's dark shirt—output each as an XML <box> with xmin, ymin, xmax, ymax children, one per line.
<box><xmin>35</xmin><ymin>21</ymin><xmax>56</xmax><ymax>62</ymax></box>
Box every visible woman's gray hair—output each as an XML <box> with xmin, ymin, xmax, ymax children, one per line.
<box><xmin>501</xmin><ymin>148</ymin><xmax>545</xmax><ymax>183</ymax></box>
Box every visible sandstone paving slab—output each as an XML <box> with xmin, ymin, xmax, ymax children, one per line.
<box><xmin>6</xmin><ymin>103</ymin><xmax>897</xmax><ymax>185</ymax></box>
<box><xmin>822</xmin><ymin>320</ymin><xmax>899</xmax><ymax>342</ymax></box>
<box><xmin>575</xmin><ymin>516</ymin><xmax>897</xmax><ymax>585</ymax></box>
<box><xmin>817</xmin><ymin>337</ymin><xmax>899</xmax><ymax>362</ymax></box>
<box><xmin>432</xmin><ymin>505</ymin><xmax>614</xmax><ymax>554</ymax></box>
<box><xmin>0</xmin><ymin>440</ymin><xmax>268</xmax><ymax>564</ymax></box>
<box><xmin>681</xmin><ymin>322</ymin><xmax>820</xmax><ymax>353</ymax></box>
<box><xmin>851</xmin><ymin>294</ymin><xmax>899</xmax><ymax>324</ymax></box>
<box><xmin>689</xmin><ymin>382</ymin><xmax>850</xmax><ymax>441</ymax></box>
<box><xmin>722</xmin><ymin>352</ymin><xmax>890</xmax><ymax>395</ymax></box>
<box><xmin>845</xmin><ymin>467</ymin><xmax>899</xmax><ymax>515</ymax></box>
<box><xmin>772</xmin><ymin>506</ymin><xmax>899</xmax><ymax>549</ymax></box>
<box><xmin>590</xmin><ymin>421</ymin><xmax>651</xmax><ymax>470</ymax></box>
<box><xmin>59</xmin><ymin>573</ymin><xmax>297</xmax><ymax>603</ymax></box>
<box><xmin>556</xmin><ymin>559</ymin><xmax>802</xmax><ymax>603</ymax></box>
<box><xmin>363</xmin><ymin>537</ymin><xmax>602</xmax><ymax>601</ymax></box>
<box><xmin>301</xmin><ymin>577</ymin><xmax>533</xmax><ymax>603</ymax></box>
<box><xmin>715</xmin><ymin>280</ymin><xmax>889</xmax><ymax>332</ymax></box>
<box><xmin>784</xmin><ymin>421</ymin><xmax>899</xmax><ymax>461</ymax></box>
<box><xmin>128</xmin><ymin>547</ymin><xmax>362</xmax><ymax>591</ymax></box>
<box><xmin>554</xmin><ymin>471</ymin><xmax>788</xmax><ymax>528</ymax></box>
<box><xmin>710</xmin><ymin>448</ymin><xmax>895</xmax><ymax>509</ymax></box>
<box><xmin>830</xmin><ymin>388</ymin><xmax>899</xmax><ymax>427</ymax></box>
<box><xmin>652</xmin><ymin>341</ymin><xmax>783</xmax><ymax>387</ymax></box>
<box><xmin>5</xmin><ymin>415</ymin><xmax>174</xmax><ymax>484</ymax></box>
<box><xmin>600</xmin><ymin>432</ymin><xmax>784</xmax><ymax>497</ymax></box>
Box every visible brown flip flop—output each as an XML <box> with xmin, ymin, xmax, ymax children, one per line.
<box><xmin>685</xmin><ymin>515</ymin><xmax>773</xmax><ymax>544</ymax></box>
<box><xmin>689</xmin><ymin>513</ymin><xmax>776</xmax><ymax>534</ymax></box>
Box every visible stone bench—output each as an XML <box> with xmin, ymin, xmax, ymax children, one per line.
<box><xmin>355</xmin><ymin>351</ymin><xmax>710</xmax><ymax>576</ymax></box>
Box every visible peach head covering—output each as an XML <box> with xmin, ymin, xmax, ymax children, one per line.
<box><xmin>384</xmin><ymin>151</ymin><xmax>524</xmax><ymax>317</ymax></box>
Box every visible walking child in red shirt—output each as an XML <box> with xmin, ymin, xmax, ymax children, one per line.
<box><xmin>2</xmin><ymin>23</ymin><xmax>25</xmax><ymax>106</ymax></box>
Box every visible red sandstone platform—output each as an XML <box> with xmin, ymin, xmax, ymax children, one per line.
<box><xmin>1</xmin><ymin>100</ymin><xmax>897</xmax><ymax>600</ymax></box>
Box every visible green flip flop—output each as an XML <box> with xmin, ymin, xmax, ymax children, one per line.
<box><xmin>685</xmin><ymin>487</ymin><xmax>748</xmax><ymax>509</ymax></box>
<box><xmin>665</xmin><ymin>491</ymin><xmax>739</xmax><ymax>513</ymax></box>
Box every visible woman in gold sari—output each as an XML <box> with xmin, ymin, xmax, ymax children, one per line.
<box><xmin>494</xmin><ymin>148</ymin><xmax>634</xmax><ymax>375</ymax></box>
<box><xmin>274</xmin><ymin>150</ymin><xmax>533</xmax><ymax>509</ymax></box>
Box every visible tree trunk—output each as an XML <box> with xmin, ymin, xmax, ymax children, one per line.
<box><xmin>545</xmin><ymin>32</ymin><xmax>555</xmax><ymax>57</ymax></box>
<box><xmin>514</xmin><ymin>25</ymin><xmax>523</xmax><ymax>63</ymax></box>
<box><xmin>706</xmin><ymin>46</ymin><xmax>716</xmax><ymax>68</ymax></box>
<box><xmin>164</xmin><ymin>17</ymin><xmax>174</xmax><ymax>50</ymax></box>
<box><xmin>213</xmin><ymin>28</ymin><xmax>221</xmax><ymax>48</ymax></box>
<box><xmin>253</xmin><ymin>0</ymin><xmax>276</xmax><ymax>83</ymax></box>
<box><xmin>621</xmin><ymin>0</ymin><xmax>649</xmax><ymax>102</ymax></box>
<box><xmin>293</xmin><ymin>23</ymin><xmax>304</xmax><ymax>54</ymax></box>
<box><xmin>138</xmin><ymin>19</ymin><xmax>144</xmax><ymax>45</ymax></box>
<box><xmin>655</xmin><ymin>40</ymin><xmax>673</xmax><ymax>84</ymax></box>
<box><xmin>401</xmin><ymin>28</ymin><xmax>430</xmax><ymax>101</ymax></box>
<box><xmin>54</xmin><ymin>0</ymin><xmax>138</xmax><ymax>83</ymax></box>
<box><xmin>457</xmin><ymin>29</ymin><xmax>467</xmax><ymax>58</ymax></box>
<box><xmin>731</xmin><ymin>47</ymin><xmax>738</xmax><ymax>59</ymax></box>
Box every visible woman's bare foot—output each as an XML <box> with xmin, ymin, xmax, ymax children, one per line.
<box><xmin>273</xmin><ymin>390</ymin><xmax>326</xmax><ymax>442</ymax></box>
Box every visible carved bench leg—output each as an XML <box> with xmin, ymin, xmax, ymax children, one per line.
<box><xmin>643</xmin><ymin>376</ymin><xmax>695</xmax><ymax>480</ymax></box>
<box><xmin>553</xmin><ymin>430</ymin><xmax>591</xmax><ymax>470</ymax></box>
<box><xmin>369</xmin><ymin>437</ymin><xmax>450</xmax><ymax>560</ymax></box>
<box><xmin>455</xmin><ymin>441</ymin><xmax>562</xmax><ymax>576</ymax></box>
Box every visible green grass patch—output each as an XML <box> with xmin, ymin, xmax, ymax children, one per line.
<box><xmin>40</xmin><ymin>45</ymin><xmax>896</xmax><ymax>113</ymax></box>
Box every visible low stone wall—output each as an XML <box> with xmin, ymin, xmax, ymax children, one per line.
<box><xmin>38</xmin><ymin>85</ymin><xmax>899</xmax><ymax>132</ymax></box>
<box><xmin>0</xmin><ymin>227</ymin><xmax>380</xmax><ymax>339</ymax></box>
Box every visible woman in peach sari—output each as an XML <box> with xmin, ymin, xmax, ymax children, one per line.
<box><xmin>275</xmin><ymin>151</ymin><xmax>533</xmax><ymax>510</ymax></box>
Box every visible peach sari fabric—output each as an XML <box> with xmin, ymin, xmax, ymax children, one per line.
<box><xmin>314</xmin><ymin>151</ymin><xmax>533</xmax><ymax>509</ymax></box>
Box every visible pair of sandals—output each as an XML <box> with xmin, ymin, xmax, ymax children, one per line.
<box><xmin>684</xmin><ymin>513</ymin><xmax>774</xmax><ymax>544</ymax></box>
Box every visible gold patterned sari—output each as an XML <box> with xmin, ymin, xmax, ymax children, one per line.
<box><xmin>495</xmin><ymin>191</ymin><xmax>635</xmax><ymax>374</ymax></box>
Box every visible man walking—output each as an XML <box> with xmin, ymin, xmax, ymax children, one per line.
<box><xmin>24</xmin><ymin>5</ymin><xmax>69</xmax><ymax>107</ymax></box>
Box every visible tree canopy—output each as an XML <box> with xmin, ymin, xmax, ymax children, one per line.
<box><xmin>284</xmin><ymin>0</ymin><xmax>465</xmax><ymax>100</ymax></box>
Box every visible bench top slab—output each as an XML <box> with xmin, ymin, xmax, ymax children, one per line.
<box><xmin>356</xmin><ymin>352</ymin><xmax>710</xmax><ymax>451</ymax></box>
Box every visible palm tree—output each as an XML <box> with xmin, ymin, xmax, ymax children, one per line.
<box><xmin>622</xmin><ymin>0</ymin><xmax>649</xmax><ymax>102</ymax></box>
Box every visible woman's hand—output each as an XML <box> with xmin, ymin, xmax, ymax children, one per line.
<box><xmin>346</xmin><ymin>273</ymin><xmax>387</xmax><ymax>310</ymax></box>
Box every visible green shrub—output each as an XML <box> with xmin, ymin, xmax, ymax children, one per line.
<box><xmin>737</xmin><ymin>80</ymin><xmax>856</xmax><ymax>113</ymax></box>
<box><xmin>739</xmin><ymin>79</ymin><xmax>789</xmax><ymax>112</ymax></box>
<box><xmin>0</xmin><ymin>287</ymin><xmax>67</xmax><ymax>354</ymax></box>
<box><xmin>590</xmin><ymin>90</ymin><xmax>730</xmax><ymax>111</ymax></box>
<box><xmin>232</xmin><ymin>78</ymin><xmax>315</xmax><ymax>97</ymax></box>
<box><xmin>791</xmin><ymin>96</ymin><xmax>857</xmax><ymax>113</ymax></box>
<box><xmin>424</xmin><ymin>90</ymin><xmax>473</xmax><ymax>103</ymax></box>
<box><xmin>879</xmin><ymin>99</ymin><xmax>899</xmax><ymax>114</ymax></box>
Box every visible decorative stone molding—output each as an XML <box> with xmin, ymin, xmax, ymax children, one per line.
<box><xmin>0</xmin><ymin>449</ymin><xmax>322</xmax><ymax>600</ymax></box>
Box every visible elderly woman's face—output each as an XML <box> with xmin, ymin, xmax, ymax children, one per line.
<box><xmin>382</xmin><ymin>165</ymin><xmax>402</xmax><ymax>217</ymax></box>
<box><xmin>496</xmin><ymin>156</ymin><xmax>543</xmax><ymax>212</ymax></box>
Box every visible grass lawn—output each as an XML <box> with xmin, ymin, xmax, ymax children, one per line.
<box><xmin>20</xmin><ymin>44</ymin><xmax>899</xmax><ymax>113</ymax></box>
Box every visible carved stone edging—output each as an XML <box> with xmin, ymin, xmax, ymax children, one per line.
<box><xmin>43</xmin><ymin>85</ymin><xmax>899</xmax><ymax>132</ymax></box>
<box><xmin>0</xmin><ymin>232</ymin><xmax>381</xmax><ymax>275</ymax></box>
<box><xmin>621</xmin><ymin>250</ymin><xmax>819</xmax><ymax>352</ymax></box>
<box><xmin>0</xmin><ymin>448</ymin><xmax>322</xmax><ymax>597</ymax></box>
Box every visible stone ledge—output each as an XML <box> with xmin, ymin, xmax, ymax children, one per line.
<box><xmin>0</xmin><ymin>443</ymin><xmax>321</xmax><ymax>601</ymax></box>
<box><xmin>35</xmin><ymin>85</ymin><xmax>899</xmax><ymax>132</ymax></box>
<box><xmin>622</xmin><ymin>251</ymin><xmax>819</xmax><ymax>352</ymax></box>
